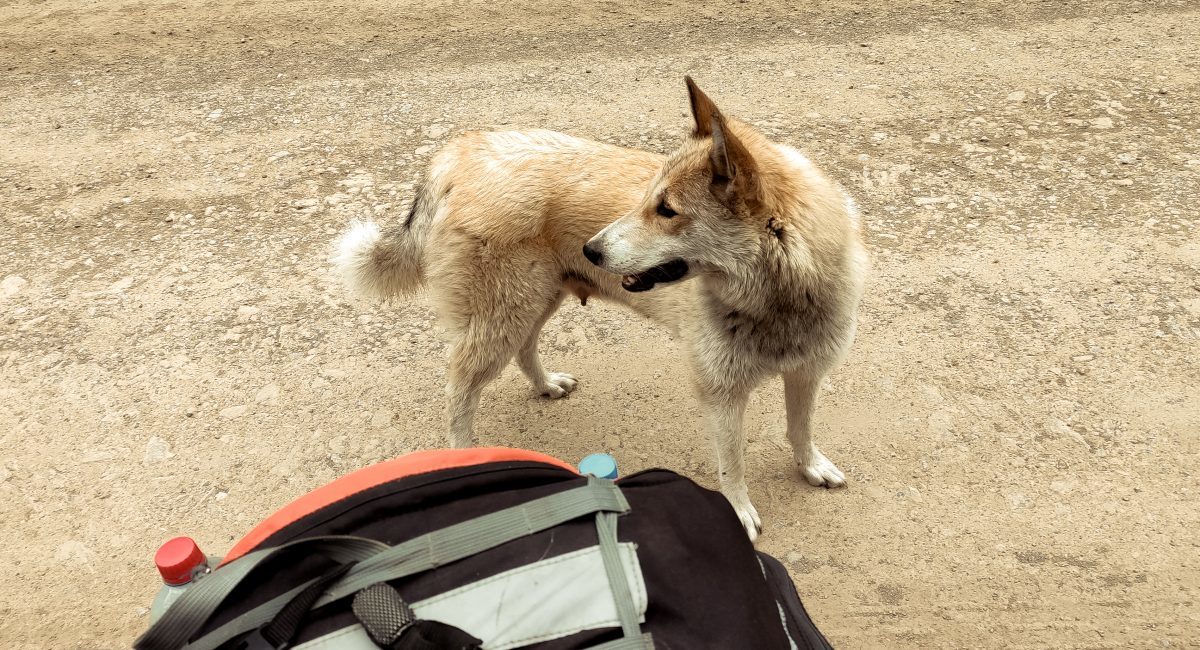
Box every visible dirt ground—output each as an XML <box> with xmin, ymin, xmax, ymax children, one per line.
<box><xmin>1</xmin><ymin>0</ymin><xmax>1198</xmax><ymax>647</ymax></box>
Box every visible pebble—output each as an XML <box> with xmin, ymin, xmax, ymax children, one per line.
<box><xmin>54</xmin><ymin>541</ymin><xmax>98</xmax><ymax>568</ymax></box>
<box><xmin>1049</xmin><ymin>480</ymin><xmax>1074</xmax><ymax>495</ymax></box>
<box><xmin>414</xmin><ymin>144</ymin><xmax>434</xmax><ymax>155</ymax></box>
<box><xmin>1072</xmin><ymin>354</ymin><xmax>1095</xmax><ymax>362</ymax></box>
<box><xmin>80</xmin><ymin>450</ymin><xmax>117</xmax><ymax>463</ymax></box>
<box><xmin>1117</xmin><ymin>152</ymin><xmax>1137</xmax><ymax>165</ymax></box>
<box><xmin>172</xmin><ymin>132</ymin><xmax>198</xmax><ymax>143</ymax></box>
<box><xmin>266</xmin><ymin>150</ymin><xmax>291</xmax><ymax>163</ymax></box>
<box><xmin>207</xmin><ymin>109</ymin><xmax>223</xmax><ymax>120</ymax></box>
<box><xmin>236</xmin><ymin>305</ymin><xmax>259</xmax><ymax>321</ymax></box>
<box><xmin>219</xmin><ymin>404</ymin><xmax>251</xmax><ymax>419</ymax></box>
<box><xmin>255</xmin><ymin>383</ymin><xmax>280</xmax><ymax>405</ymax></box>
<box><xmin>1006</xmin><ymin>90</ymin><xmax>1026</xmax><ymax>102</ymax></box>
<box><xmin>1</xmin><ymin>275</ymin><xmax>27</xmax><ymax>300</ymax></box>
<box><xmin>1090</xmin><ymin>117</ymin><xmax>1114</xmax><ymax>129</ymax></box>
<box><xmin>370</xmin><ymin>410</ymin><xmax>393</xmax><ymax>428</ymax></box>
<box><xmin>143</xmin><ymin>436</ymin><xmax>174</xmax><ymax>464</ymax></box>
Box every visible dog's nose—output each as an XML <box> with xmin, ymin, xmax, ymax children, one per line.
<box><xmin>582</xmin><ymin>244</ymin><xmax>603</xmax><ymax>266</ymax></box>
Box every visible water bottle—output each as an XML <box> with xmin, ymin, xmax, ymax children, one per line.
<box><xmin>578</xmin><ymin>453</ymin><xmax>618</xmax><ymax>479</ymax></box>
<box><xmin>150</xmin><ymin>536</ymin><xmax>218</xmax><ymax>623</ymax></box>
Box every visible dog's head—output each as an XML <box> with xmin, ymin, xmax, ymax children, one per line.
<box><xmin>583</xmin><ymin>77</ymin><xmax>768</xmax><ymax>292</ymax></box>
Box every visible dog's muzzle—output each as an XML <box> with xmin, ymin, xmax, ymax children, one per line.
<box><xmin>620</xmin><ymin>259</ymin><xmax>689</xmax><ymax>292</ymax></box>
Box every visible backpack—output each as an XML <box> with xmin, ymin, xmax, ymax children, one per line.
<box><xmin>136</xmin><ymin>448</ymin><xmax>833</xmax><ymax>650</ymax></box>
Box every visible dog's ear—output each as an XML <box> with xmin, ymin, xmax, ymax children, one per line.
<box><xmin>709</xmin><ymin>112</ymin><xmax>760</xmax><ymax>205</ymax></box>
<box><xmin>685</xmin><ymin>77</ymin><xmax>759</xmax><ymax>206</ymax></box>
<box><xmin>685</xmin><ymin>76</ymin><xmax>718</xmax><ymax>138</ymax></box>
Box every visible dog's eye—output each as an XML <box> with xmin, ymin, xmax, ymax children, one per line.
<box><xmin>656</xmin><ymin>202</ymin><xmax>677</xmax><ymax>218</ymax></box>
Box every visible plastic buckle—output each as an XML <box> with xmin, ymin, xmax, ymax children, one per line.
<box><xmin>235</xmin><ymin>627</ymin><xmax>285</xmax><ymax>650</ymax></box>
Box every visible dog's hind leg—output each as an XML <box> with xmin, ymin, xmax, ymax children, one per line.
<box><xmin>515</xmin><ymin>294</ymin><xmax>578</xmax><ymax>399</ymax></box>
<box><xmin>435</xmin><ymin>251</ymin><xmax>564</xmax><ymax>448</ymax></box>
<box><xmin>783</xmin><ymin>370</ymin><xmax>846</xmax><ymax>488</ymax></box>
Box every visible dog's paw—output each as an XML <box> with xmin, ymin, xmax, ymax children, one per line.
<box><xmin>800</xmin><ymin>447</ymin><xmax>846</xmax><ymax>488</ymax></box>
<box><xmin>539</xmin><ymin>372</ymin><xmax>578</xmax><ymax>399</ymax></box>
<box><xmin>720</xmin><ymin>486</ymin><xmax>763</xmax><ymax>543</ymax></box>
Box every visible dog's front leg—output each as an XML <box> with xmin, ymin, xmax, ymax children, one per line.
<box><xmin>697</xmin><ymin>383</ymin><xmax>762</xmax><ymax>542</ymax></box>
<box><xmin>783</xmin><ymin>370</ymin><xmax>846</xmax><ymax>487</ymax></box>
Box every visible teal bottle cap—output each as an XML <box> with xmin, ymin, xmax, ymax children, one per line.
<box><xmin>578</xmin><ymin>453</ymin><xmax>618</xmax><ymax>479</ymax></box>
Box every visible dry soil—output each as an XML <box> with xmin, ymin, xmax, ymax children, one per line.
<box><xmin>1</xmin><ymin>0</ymin><xmax>1198</xmax><ymax>647</ymax></box>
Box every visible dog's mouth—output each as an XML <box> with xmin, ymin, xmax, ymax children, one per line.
<box><xmin>621</xmin><ymin>259</ymin><xmax>689</xmax><ymax>292</ymax></box>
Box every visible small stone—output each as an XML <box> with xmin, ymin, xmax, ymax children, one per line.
<box><xmin>55</xmin><ymin>541</ymin><xmax>98</xmax><ymax>569</ymax></box>
<box><xmin>1090</xmin><ymin>117</ymin><xmax>1114</xmax><ymax>129</ymax></box>
<box><xmin>325</xmin><ymin>193</ymin><xmax>350</xmax><ymax>206</ymax></box>
<box><xmin>1072</xmin><ymin>354</ymin><xmax>1095</xmax><ymax>362</ymax></box>
<box><xmin>414</xmin><ymin>144</ymin><xmax>434</xmax><ymax>155</ymax></box>
<box><xmin>424</xmin><ymin>124</ymin><xmax>450</xmax><ymax>139</ymax></box>
<box><xmin>81</xmin><ymin>450</ymin><xmax>116</xmax><ymax>463</ymax></box>
<box><xmin>370</xmin><ymin>410</ymin><xmax>393</xmax><ymax>428</ymax></box>
<box><xmin>1117</xmin><ymin>152</ymin><xmax>1137</xmax><ymax>165</ymax></box>
<box><xmin>109</xmin><ymin>277</ymin><xmax>134</xmax><ymax>292</ymax></box>
<box><xmin>921</xmin><ymin>133</ymin><xmax>942</xmax><ymax>144</ymax></box>
<box><xmin>782</xmin><ymin>69</ymin><xmax>797</xmax><ymax>78</ymax></box>
<box><xmin>1</xmin><ymin>275</ymin><xmax>27</xmax><ymax>300</ymax></box>
<box><xmin>143</xmin><ymin>436</ymin><xmax>174</xmax><ymax>464</ymax></box>
<box><xmin>207</xmin><ymin>109</ymin><xmax>223</xmax><ymax>120</ymax></box>
<box><xmin>292</xmin><ymin>198</ymin><xmax>319</xmax><ymax>209</ymax></box>
<box><xmin>1004</xmin><ymin>490</ymin><xmax>1028</xmax><ymax>508</ymax></box>
<box><xmin>266</xmin><ymin>150</ymin><xmax>290</xmax><ymax>163</ymax></box>
<box><xmin>1006</xmin><ymin>90</ymin><xmax>1026</xmax><ymax>102</ymax></box>
<box><xmin>215</xmin><ymin>491</ymin><xmax>229</xmax><ymax>501</ymax></box>
<box><xmin>1111</xmin><ymin>178</ymin><xmax>1134</xmax><ymax>186</ymax></box>
<box><xmin>220</xmin><ymin>404</ymin><xmax>251</xmax><ymax>419</ymax></box>
<box><xmin>255</xmin><ymin>383</ymin><xmax>280</xmax><ymax>405</ymax></box>
<box><xmin>236</xmin><ymin>305</ymin><xmax>259</xmax><ymax>321</ymax></box>
<box><xmin>1050</xmin><ymin>480</ymin><xmax>1073</xmax><ymax>495</ymax></box>
<box><xmin>172</xmin><ymin>131</ymin><xmax>198</xmax><ymax>143</ymax></box>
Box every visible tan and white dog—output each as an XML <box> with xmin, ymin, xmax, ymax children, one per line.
<box><xmin>334</xmin><ymin>78</ymin><xmax>868</xmax><ymax>540</ymax></box>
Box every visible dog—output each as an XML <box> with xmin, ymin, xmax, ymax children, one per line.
<box><xmin>333</xmin><ymin>77</ymin><xmax>868</xmax><ymax>540</ymax></box>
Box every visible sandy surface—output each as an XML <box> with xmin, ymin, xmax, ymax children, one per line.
<box><xmin>1</xmin><ymin>0</ymin><xmax>1198</xmax><ymax>647</ymax></box>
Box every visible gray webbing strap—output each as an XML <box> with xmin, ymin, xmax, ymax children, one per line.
<box><xmin>136</xmin><ymin>536</ymin><xmax>387</xmax><ymax>650</ymax></box>
<box><xmin>182</xmin><ymin>481</ymin><xmax>629</xmax><ymax>650</ymax></box>
<box><xmin>592</xmin><ymin>477</ymin><xmax>642</xmax><ymax>640</ymax></box>
<box><xmin>585</xmin><ymin>633</ymin><xmax>656</xmax><ymax>650</ymax></box>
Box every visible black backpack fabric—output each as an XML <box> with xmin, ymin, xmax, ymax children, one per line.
<box><xmin>136</xmin><ymin>448</ymin><xmax>833</xmax><ymax>650</ymax></box>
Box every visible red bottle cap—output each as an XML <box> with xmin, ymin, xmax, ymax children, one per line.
<box><xmin>155</xmin><ymin>537</ymin><xmax>207</xmax><ymax>586</ymax></box>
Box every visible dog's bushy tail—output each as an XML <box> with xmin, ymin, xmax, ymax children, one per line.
<box><xmin>333</xmin><ymin>184</ymin><xmax>436</xmax><ymax>299</ymax></box>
